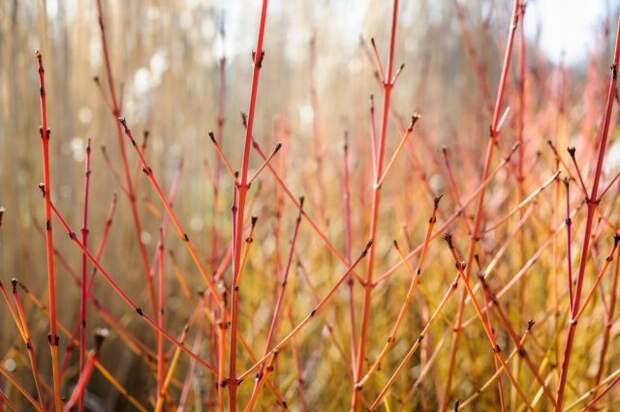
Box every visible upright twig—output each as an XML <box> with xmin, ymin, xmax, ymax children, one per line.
<box><xmin>342</xmin><ymin>133</ymin><xmax>357</xmax><ymax>371</ymax></box>
<box><xmin>156</xmin><ymin>227</ymin><xmax>166</xmax><ymax>409</ymax></box>
<box><xmin>78</xmin><ymin>137</ymin><xmax>92</xmax><ymax>412</ymax></box>
<box><xmin>228</xmin><ymin>2</ymin><xmax>269</xmax><ymax>409</ymax></box>
<box><xmin>555</xmin><ymin>16</ymin><xmax>620</xmax><ymax>410</ymax></box>
<box><xmin>564</xmin><ymin>178</ymin><xmax>575</xmax><ymax>311</ymax></box>
<box><xmin>353</xmin><ymin>2</ymin><xmax>401</xmax><ymax>409</ymax></box>
<box><xmin>34</xmin><ymin>49</ymin><xmax>62</xmax><ymax>412</ymax></box>
<box><xmin>593</xmin><ymin>237</ymin><xmax>620</xmax><ymax>395</ymax></box>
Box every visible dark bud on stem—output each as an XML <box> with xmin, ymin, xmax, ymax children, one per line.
<box><xmin>35</xmin><ymin>49</ymin><xmax>43</xmax><ymax>68</ymax></box>
<box><xmin>567</xmin><ymin>146</ymin><xmax>576</xmax><ymax>158</ymax></box>
<box><xmin>94</xmin><ymin>328</ymin><xmax>109</xmax><ymax>353</ymax></box>
<box><xmin>434</xmin><ymin>193</ymin><xmax>444</xmax><ymax>208</ymax></box>
<box><xmin>251</xmin><ymin>216</ymin><xmax>258</xmax><ymax>227</ymax></box>
<box><xmin>208</xmin><ymin>131</ymin><xmax>216</xmax><ymax>143</ymax></box>
<box><xmin>408</xmin><ymin>113</ymin><xmax>421</xmax><ymax>131</ymax></box>
<box><xmin>0</xmin><ymin>207</ymin><xmax>4</xmax><ymax>228</ymax></box>
<box><xmin>442</xmin><ymin>232</ymin><xmax>453</xmax><ymax>248</ymax></box>
<box><xmin>257</xmin><ymin>50</ymin><xmax>265</xmax><ymax>67</ymax></box>
<box><xmin>119</xmin><ymin>117</ymin><xmax>130</xmax><ymax>134</ymax></box>
<box><xmin>48</xmin><ymin>334</ymin><xmax>60</xmax><ymax>346</ymax></box>
<box><xmin>275</xmin><ymin>143</ymin><xmax>283</xmax><ymax>153</ymax></box>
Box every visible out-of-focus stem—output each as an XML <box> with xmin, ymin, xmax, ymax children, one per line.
<box><xmin>94</xmin><ymin>0</ymin><xmax>156</xmax><ymax>317</ymax></box>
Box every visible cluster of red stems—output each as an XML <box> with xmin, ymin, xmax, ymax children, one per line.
<box><xmin>2</xmin><ymin>0</ymin><xmax>620</xmax><ymax>410</ymax></box>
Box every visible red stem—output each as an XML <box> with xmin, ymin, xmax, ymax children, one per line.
<box><xmin>342</xmin><ymin>134</ymin><xmax>357</xmax><ymax>372</ymax></box>
<box><xmin>353</xmin><ymin>2</ymin><xmax>399</xmax><ymax>409</ymax></box>
<box><xmin>593</xmin><ymin>244</ymin><xmax>620</xmax><ymax>393</ymax></box>
<box><xmin>156</xmin><ymin>227</ymin><xmax>165</xmax><ymax>405</ymax></box>
<box><xmin>63</xmin><ymin>354</ymin><xmax>95</xmax><ymax>412</ymax></box>
<box><xmin>517</xmin><ymin>1</ymin><xmax>526</xmax><ymax>191</ymax></box>
<box><xmin>565</xmin><ymin>179</ymin><xmax>575</xmax><ymax>311</ymax></box>
<box><xmin>228</xmin><ymin>2</ymin><xmax>269</xmax><ymax>409</ymax></box>
<box><xmin>34</xmin><ymin>49</ymin><xmax>63</xmax><ymax>412</ymax></box>
<box><xmin>555</xmin><ymin>16</ymin><xmax>620</xmax><ymax>410</ymax></box>
<box><xmin>78</xmin><ymin>138</ymin><xmax>92</xmax><ymax>412</ymax></box>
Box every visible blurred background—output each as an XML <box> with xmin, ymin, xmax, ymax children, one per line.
<box><xmin>1</xmin><ymin>0</ymin><xmax>620</xmax><ymax>410</ymax></box>
<box><xmin>2</xmin><ymin>0</ymin><xmax>615</xmax><ymax>276</ymax></box>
